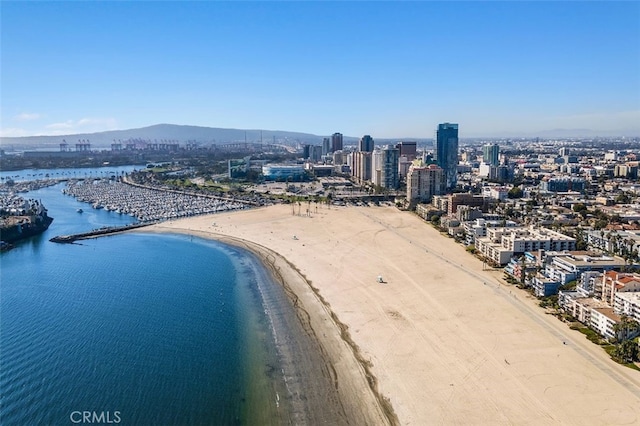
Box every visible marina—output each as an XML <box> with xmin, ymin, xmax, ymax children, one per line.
<box><xmin>0</xmin><ymin>176</ymin><xmax>296</xmax><ymax>425</ymax></box>
<box><xmin>62</xmin><ymin>178</ymin><xmax>253</xmax><ymax>222</ymax></box>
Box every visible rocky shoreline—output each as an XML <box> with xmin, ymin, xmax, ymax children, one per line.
<box><xmin>0</xmin><ymin>197</ymin><xmax>53</xmax><ymax>247</ymax></box>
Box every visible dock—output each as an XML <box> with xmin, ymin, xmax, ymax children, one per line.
<box><xmin>49</xmin><ymin>222</ymin><xmax>156</xmax><ymax>243</ymax></box>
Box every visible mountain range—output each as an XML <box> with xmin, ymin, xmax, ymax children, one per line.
<box><xmin>1</xmin><ymin>123</ymin><xmax>636</xmax><ymax>152</ymax></box>
<box><xmin>0</xmin><ymin>124</ymin><xmax>339</xmax><ymax>151</ymax></box>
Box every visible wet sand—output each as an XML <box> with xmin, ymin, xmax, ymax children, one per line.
<box><xmin>142</xmin><ymin>204</ymin><xmax>640</xmax><ymax>425</ymax></box>
<box><xmin>144</xmin><ymin>220</ymin><xmax>393</xmax><ymax>425</ymax></box>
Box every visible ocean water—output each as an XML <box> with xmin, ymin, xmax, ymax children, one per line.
<box><xmin>1</xmin><ymin>180</ymin><xmax>288</xmax><ymax>425</ymax></box>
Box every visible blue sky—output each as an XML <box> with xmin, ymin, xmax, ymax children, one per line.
<box><xmin>1</xmin><ymin>1</ymin><xmax>639</xmax><ymax>138</ymax></box>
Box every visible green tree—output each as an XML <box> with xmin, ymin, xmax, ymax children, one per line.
<box><xmin>613</xmin><ymin>340</ymin><xmax>639</xmax><ymax>363</ymax></box>
<box><xmin>507</xmin><ymin>186</ymin><xmax>523</xmax><ymax>199</ymax></box>
<box><xmin>615</xmin><ymin>193</ymin><xmax>632</xmax><ymax>204</ymax></box>
<box><xmin>613</xmin><ymin>315</ymin><xmax>638</xmax><ymax>343</ymax></box>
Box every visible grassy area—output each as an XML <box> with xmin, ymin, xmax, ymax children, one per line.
<box><xmin>149</xmin><ymin>167</ymin><xmax>169</xmax><ymax>173</ymax></box>
<box><xmin>576</xmin><ymin>327</ymin><xmax>605</xmax><ymax>344</ymax></box>
<box><xmin>575</xmin><ymin>333</ymin><xmax>640</xmax><ymax>371</ymax></box>
<box><xmin>625</xmin><ymin>362</ymin><xmax>640</xmax><ymax>371</ymax></box>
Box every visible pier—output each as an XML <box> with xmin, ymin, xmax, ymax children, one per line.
<box><xmin>50</xmin><ymin>222</ymin><xmax>156</xmax><ymax>243</ymax></box>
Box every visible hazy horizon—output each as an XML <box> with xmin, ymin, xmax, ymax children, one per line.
<box><xmin>2</xmin><ymin>122</ymin><xmax>639</xmax><ymax>144</ymax></box>
<box><xmin>2</xmin><ymin>2</ymin><xmax>639</xmax><ymax>139</ymax></box>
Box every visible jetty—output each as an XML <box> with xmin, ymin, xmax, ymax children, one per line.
<box><xmin>49</xmin><ymin>222</ymin><xmax>156</xmax><ymax>243</ymax></box>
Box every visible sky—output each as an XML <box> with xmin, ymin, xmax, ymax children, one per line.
<box><xmin>1</xmin><ymin>1</ymin><xmax>639</xmax><ymax>138</ymax></box>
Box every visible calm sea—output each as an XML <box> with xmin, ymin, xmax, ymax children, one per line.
<box><xmin>1</xmin><ymin>172</ymin><xmax>288</xmax><ymax>425</ymax></box>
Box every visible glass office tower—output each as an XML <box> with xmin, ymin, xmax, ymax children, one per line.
<box><xmin>435</xmin><ymin>123</ymin><xmax>459</xmax><ymax>190</ymax></box>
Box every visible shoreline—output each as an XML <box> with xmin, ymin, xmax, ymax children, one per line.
<box><xmin>139</xmin><ymin>204</ymin><xmax>640</xmax><ymax>425</ymax></box>
<box><xmin>142</xmin><ymin>223</ymin><xmax>394</xmax><ymax>425</ymax></box>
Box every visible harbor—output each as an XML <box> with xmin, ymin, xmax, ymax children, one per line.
<box><xmin>62</xmin><ymin>178</ymin><xmax>255</xmax><ymax>222</ymax></box>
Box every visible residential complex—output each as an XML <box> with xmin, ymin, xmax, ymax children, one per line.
<box><xmin>406</xmin><ymin>162</ymin><xmax>445</xmax><ymax>206</ymax></box>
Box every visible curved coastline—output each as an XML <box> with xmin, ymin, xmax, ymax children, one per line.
<box><xmin>141</xmin><ymin>225</ymin><xmax>395</xmax><ymax>425</ymax></box>
<box><xmin>137</xmin><ymin>203</ymin><xmax>640</xmax><ymax>425</ymax></box>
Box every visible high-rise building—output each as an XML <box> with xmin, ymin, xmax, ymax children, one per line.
<box><xmin>381</xmin><ymin>146</ymin><xmax>399</xmax><ymax>189</ymax></box>
<box><xmin>396</xmin><ymin>141</ymin><xmax>417</xmax><ymax>159</ymax></box>
<box><xmin>332</xmin><ymin>150</ymin><xmax>345</xmax><ymax>166</ymax></box>
<box><xmin>304</xmin><ymin>145</ymin><xmax>322</xmax><ymax>161</ymax></box>
<box><xmin>435</xmin><ymin>123</ymin><xmax>459</xmax><ymax>190</ymax></box>
<box><xmin>331</xmin><ymin>133</ymin><xmax>343</xmax><ymax>153</ymax></box>
<box><xmin>358</xmin><ymin>134</ymin><xmax>375</xmax><ymax>152</ymax></box>
<box><xmin>352</xmin><ymin>151</ymin><xmax>372</xmax><ymax>184</ymax></box>
<box><xmin>322</xmin><ymin>137</ymin><xmax>331</xmax><ymax>155</ymax></box>
<box><xmin>311</xmin><ymin>145</ymin><xmax>322</xmax><ymax>162</ymax></box>
<box><xmin>372</xmin><ymin>150</ymin><xmax>383</xmax><ymax>186</ymax></box>
<box><xmin>406</xmin><ymin>162</ymin><xmax>445</xmax><ymax>205</ymax></box>
<box><xmin>482</xmin><ymin>143</ymin><xmax>500</xmax><ymax>166</ymax></box>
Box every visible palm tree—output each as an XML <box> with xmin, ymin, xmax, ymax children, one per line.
<box><xmin>613</xmin><ymin>315</ymin><xmax>638</xmax><ymax>343</ymax></box>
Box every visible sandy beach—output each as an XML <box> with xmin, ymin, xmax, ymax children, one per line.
<box><xmin>143</xmin><ymin>204</ymin><xmax>640</xmax><ymax>425</ymax></box>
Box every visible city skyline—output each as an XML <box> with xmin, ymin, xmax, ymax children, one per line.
<box><xmin>2</xmin><ymin>1</ymin><xmax>639</xmax><ymax>138</ymax></box>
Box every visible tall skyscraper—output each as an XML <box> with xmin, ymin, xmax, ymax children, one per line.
<box><xmin>435</xmin><ymin>123</ymin><xmax>459</xmax><ymax>190</ymax></box>
<box><xmin>322</xmin><ymin>137</ymin><xmax>331</xmax><ymax>155</ymax></box>
<box><xmin>482</xmin><ymin>143</ymin><xmax>500</xmax><ymax>166</ymax></box>
<box><xmin>331</xmin><ymin>133</ymin><xmax>343</xmax><ymax>153</ymax></box>
<box><xmin>381</xmin><ymin>146</ymin><xmax>399</xmax><ymax>189</ymax></box>
<box><xmin>358</xmin><ymin>134</ymin><xmax>375</xmax><ymax>152</ymax></box>
<box><xmin>372</xmin><ymin>150</ymin><xmax>383</xmax><ymax>186</ymax></box>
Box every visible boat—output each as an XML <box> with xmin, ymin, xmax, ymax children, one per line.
<box><xmin>77</xmin><ymin>208</ymin><xmax>83</xmax><ymax>213</ymax></box>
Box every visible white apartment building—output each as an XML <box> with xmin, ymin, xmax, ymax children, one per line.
<box><xmin>590</xmin><ymin>308</ymin><xmax>621</xmax><ymax>340</ymax></box>
<box><xmin>544</xmin><ymin>253</ymin><xmax>626</xmax><ymax>286</ymax></box>
<box><xmin>475</xmin><ymin>226</ymin><xmax>576</xmax><ymax>266</ymax></box>
<box><xmin>371</xmin><ymin>150</ymin><xmax>382</xmax><ymax>187</ymax></box>
<box><xmin>577</xmin><ymin>271</ymin><xmax>603</xmax><ymax>297</ymax></box>
<box><xmin>614</xmin><ymin>292</ymin><xmax>640</xmax><ymax>324</ymax></box>
<box><xmin>463</xmin><ymin>218</ymin><xmax>517</xmax><ymax>246</ymax></box>
<box><xmin>475</xmin><ymin>227</ymin><xmax>513</xmax><ymax>266</ymax></box>
<box><xmin>502</xmin><ymin>227</ymin><xmax>576</xmax><ymax>253</ymax></box>
<box><xmin>482</xmin><ymin>185</ymin><xmax>510</xmax><ymax>201</ymax></box>
<box><xmin>559</xmin><ymin>291</ymin><xmax>609</xmax><ymax>324</ymax></box>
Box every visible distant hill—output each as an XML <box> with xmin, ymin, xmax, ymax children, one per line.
<box><xmin>0</xmin><ymin>124</ymin><xmax>346</xmax><ymax>151</ymax></box>
<box><xmin>2</xmin><ymin>124</ymin><xmax>636</xmax><ymax>152</ymax></box>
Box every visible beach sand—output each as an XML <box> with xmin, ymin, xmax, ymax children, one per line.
<box><xmin>144</xmin><ymin>204</ymin><xmax>640</xmax><ymax>425</ymax></box>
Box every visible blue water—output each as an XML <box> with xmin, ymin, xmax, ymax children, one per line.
<box><xmin>0</xmin><ymin>178</ymin><xmax>287</xmax><ymax>425</ymax></box>
<box><xmin>0</xmin><ymin>165</ymin><xmax>141</xmax><ymax>182</ymax></box>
